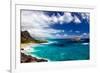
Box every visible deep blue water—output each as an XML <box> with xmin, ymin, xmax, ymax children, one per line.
<box><xmin>30</xmin><ymin>39</ymin><xmax>89</xmax><ymax>61</ymax></box>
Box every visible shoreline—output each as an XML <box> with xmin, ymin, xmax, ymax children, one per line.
<box><xmin>21</xmin><ymin>52</ymin><xmax>48</xmax><ymax>63</ymax></box>
<box><xmin>21</xmin><ymin>42</ymin><xmax>49</xmax><ymax>63</ymax></box>
<box><xmin>21</xmin><ymin>43</ymin><xmax>38</xmax><ymax>50</ymax></box>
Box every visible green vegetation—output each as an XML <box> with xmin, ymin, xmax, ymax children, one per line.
<box><xmin>34</xmin><ymin>39</ymin><xmax>48</xmax><ymax>43</ymax></box>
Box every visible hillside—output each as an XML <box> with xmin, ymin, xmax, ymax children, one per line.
<box><xmin>21</xmin><ymin>31</ymin><xmax>48</xmax><ymax>43</ymax></box>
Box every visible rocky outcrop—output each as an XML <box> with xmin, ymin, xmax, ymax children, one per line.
<box><xmin>21</xmin><ymin>31</ymin><xmax>48</xmax><ymax>43</ymax></box>
<box><xmin>21</xmin><ymin>53</ymin><xmax>48</xmax><ymax>63</ymax></box>
<box><xmin>21</xmin><ymin>31</ymin><xmax>35</xmax><ymax>43</ymax></box>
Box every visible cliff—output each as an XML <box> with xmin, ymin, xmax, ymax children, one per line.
<box><xmin>21</xmin><ymin>53</ymin><xmax>48</xmax><ymax>63</ymax></box>
<box><xmin>21</xmin><ymin>31</ymin><xmax>48</xmax><ymax>43</ymax></box>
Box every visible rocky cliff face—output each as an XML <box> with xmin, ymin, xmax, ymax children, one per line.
<box><xmin>21</xmin><ymin>31</ymin><xmax>48</xmax><ymax>43</ymax></box>
<box><xmin>21</xmin><ymin>53</ymin><xmax>48</xmax><ymax>63</ymax></box>
<box><xmin>21</xmin><ymin>31</ymin><xmax>35</xmax><ymax>43</ymax></box>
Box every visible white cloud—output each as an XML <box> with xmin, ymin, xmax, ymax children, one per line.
<box><xmin>21</xmin><ymin>10</ymin><xmax>70</xmax><ymax>38</ymax></box>
<box><xmin>81</xmin><ymin>13</ymin><xmax>89</xmax><ymax>19</ymax></box>
<box><xmin>55</xmin><ymin>34</ymin><xmax>68</xmax><ymax>38</ymax></box>
<box><xmin>58</xmin><ymin>16</ymin><xmax>64</xmax><ymax>24</ymax></box>
<box><xmin>57</xmin><ymin>12</ymin><xmax>81</xmax><ymax>24</ymax></box>
<box><xmin>21</xmin><ymin>10</ymin><xmax>52</xmax><ymax>30</ymax></box>
<box><xmin>63</xmin><ymin>12</ymin><xmax>74</xmax><ymax>23</ymax></box>
<box><xmin>21</xmin><ymin>10</ymin><xmax>58</xmax><ymax>38</ymax></box>
<box><xmin>81</xmin><ymin>13</ymin><xmax>89</xmax><ymax>22</ymax></box>
<box><xmin>80</xmin><ymin>33</ymin><xmax>89</xmax><ymax>38</ymax></box>
<box><xmin>21</xmin><ymin>10</ymin><xmax>88</xmax><ymax>38</ymax></box>
<box><xmin>51</xmin><ymin>14</ymin><xmax>58</xmax><ymax>23</ymax></box>
<box><xmin>75</xmin><ymin>31</ymin><xmax>80</xmax><ymax>33</ymax></box>
<box><xmin>83</xmin><ymin>33</ymin><xmax>87</xmax><ymax>35</ymax></box>
<box><xmin>63</xmin><ymin>34</ymin><xmax>68</xmax><ymax>37</ymax></box>
<box><xmin>50</xmin><ymin>12</ymin><xmax>73</xmax><ymax>24</ymax></box>
<box><xmin>27</xmin><ymin>28</ymin><xmax>62</xmax><ymax>39</ymax></box>
<box><xmin>55</xmin><ymin>34</ymin><xmax>60</xmax><ymax>37</ymax></box>
<box><xmin>73</xmin><ymin>16</ymin><xmax>81</xmax><ymax>23</ymax></box>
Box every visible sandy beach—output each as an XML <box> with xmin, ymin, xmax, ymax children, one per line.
<box><xmin>21</xmin><ymin>43</ymin><xmax>38</xmax><ymax>50</ymax></box>
<box><xmin>21</xmin><ymin>43</ymin><xmax>34</xmax><ymax>48</ymax></box>
<box><xmin>21</xmin><ymin>43</ymin><xmax>39</xmax><ymax>54</ymax></box>
<box><xmin>20</xmin><ymin>43</ymin><xmax>48</xmax><ymax>63</ymax></box>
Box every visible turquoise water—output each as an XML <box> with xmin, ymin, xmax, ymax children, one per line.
<box><xmin>30</xmin><ymin>39</ymin><xmax>89</xmax><ymax>61</ymax></box>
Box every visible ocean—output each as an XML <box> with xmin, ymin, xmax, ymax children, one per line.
<box><xmin>30</xmin><ymin>39</ymin><xmax>89</xmax><ymax>61</ymax></box>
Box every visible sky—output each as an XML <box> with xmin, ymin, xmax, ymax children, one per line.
<box><xmin>21</xmin><ymin>10</ymin><xmax>90</xmax><ymax>39</ymax></box>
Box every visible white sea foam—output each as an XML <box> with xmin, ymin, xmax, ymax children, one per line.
<box><xmin>82</xmin><ymin>43</ymin><xmax>89</xmax><ymax>45</ymax></box>
<box><xmin>21</xmin><ymin>43</ymin><xmax>50</xmax><ymax>61</ymax></box>
<box><xmin>21</xmin><ymin>44</ymin><xmax>38</xmax><ymax>54</ymax></box>
<box><xmin>31</xmin><ymin>54</ymin><xmax>50</xmax><ymax>61</ymax></box>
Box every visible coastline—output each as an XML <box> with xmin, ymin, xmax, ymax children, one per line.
<box><xmin>21</xmin><ymin>43</ymin><xmax>48</xmax><ymax>63</ymax></box>
<box><xmin>21</xmin><ymin>43</ymin><xmax>37</xmax><ymax>50</ymax></box>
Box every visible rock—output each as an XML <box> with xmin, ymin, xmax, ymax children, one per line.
<box><xmin>21</xmin><ymin>48</ymin><xmax>24</xmax><ymax>50</ymax></box>
<box><xmin>21</xmin><ymin>53</ymin><xmax>48</xmax><ymax>63</ymax></box>
<box><xmin>21</xmin><ymin>30</ymin><xmax>48</xmax><ymax>43</ymax></box>
<box><xmin>71</xmin><ymin>36</ymin><xmax>81</xmax><ymax>41</ymax></box>
<box><xmin>37</xmin><ymin>59</ymin><xmax>48</xmax><ymax>62</ymax></box>
<box><xmin>21</xmin><ymin>31</ymin><xmax>34</xmax><ymax>43</ymax></box>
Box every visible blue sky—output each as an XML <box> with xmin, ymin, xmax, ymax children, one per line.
<box><xmin>44</xmin><ymin>11</ymin><xmax>89</xmax><ymax>35</ymax></box>
<box><xmin>21</xmin><ymin>10</ymin><xmax>89</xmax><ymax>39</ymax></box>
